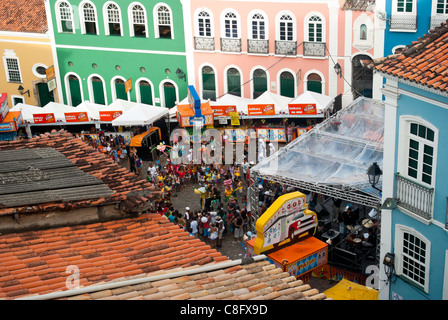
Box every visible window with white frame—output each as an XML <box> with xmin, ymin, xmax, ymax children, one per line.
<box><xmin>155</xmin><ymin>5</ymin><xmax>172</xmax><ymax>39</ymax></box>
<box><xmin>81</xmin><ymin>2</ymin><xmax>98</xmax><ymax>35</ymax></box>
<box><xmin>307</xmin><ymin>15</ymin><xmax>323</xmax><ymax>42</ymax></box>
<box><xmin>197</xmin><ymin>11</ymin><xmax>212</xmax><ymax>37</ymax></box>
<box><xmin>405</xmin><ymin>121</ymin><xmax>436</xmax><ymax>186</ymax></box>
<box><xmin>57</xmin><ymin>1</ymin><xmax>74</xmax><ymax>33</ymax></box>
<box><xmin>395</xmin><ymin>225</ymin><xmax>430</xmax><ymax>292</ymax></box>
<box><xmin>436</xmin><ymin>0</ymin><xmax>448</xmax><ymax>14</ymax></box>
<box><xmin>396</xmin><ymin>0</ymin><xmax>415</xmax><ymax>13</ymax></box>
<box><xmin>279</xmin><ymin>14</ymin><xmax>294</xmax><ymax>41</ymax></box>
<box><xmin>224</xmin><ymin>12</ymin><xmax>238</xmax><ymax>38</ymax></box>
<box><xmin>130</xmin><ymin>3</ymin><xmax>147</xmax><ymax>37</ymax></box>
<box><xmin>250</xmin><ymin>12</ymin><xmax>266</xmax><ymax>40</ymax></box>
<box><xmin>105</xmin><ymin>2</ymin><xmax>122</xmax><ymax>36</ymax></box>
<box><xmin>3</xmin><ymin>50</ymin><xmax>22</xmax><ymax>83</ymax></box>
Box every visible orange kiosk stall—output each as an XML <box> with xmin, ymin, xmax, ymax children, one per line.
<box><xmin>246</xmin><ymin>191</ymin><xmax>328</xmax><ymax>280</ymax></box>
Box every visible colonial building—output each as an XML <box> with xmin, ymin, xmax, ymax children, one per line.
<box><xmin>45</xmin><ymin>0</ymin><xmax>190</xmax><ymax>108</ymax></box>
<box><xmin>0</xmin><ymin>0</ymin><xmax>59</xmax><ymax>107</ymax></box>
<box><xmin>373</xmin><ymin>21</ymin><xmax>448</xmax><ymax>300</ymax></box>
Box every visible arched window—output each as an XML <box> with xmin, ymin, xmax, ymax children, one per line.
<box><xmin>81</xmin><ymin>2</ymin><xmax>98</xmax><ymax>35</ymax></box>
<box><xmin>226</xmin><ymin>68</ymin><xmax>241</xmax><ymax>97</ymax></box>
<box><xmin>280</xmin><ymin>71</ymin><xmax>295</xmax><ymax>98</ymax></box>
<box><xmin>89</xmin><ymin>76</ymin><xmax>106</xmax><ymax>105</ymax></box>
<box><xmin>197</xmin><ymin>11</ymin><xmax>212</xmax><ymax>37</ymax></box>
<box><xmin>279</xmin><ymin>14</ymin><xmax>294</xmax><ymax>41</ymax></box>
<box><xmin>67</xmin><ymin>74</ymin><xmax>83</xmax><ymax>106</ymax></box>
<box><xmin>155</xmin><ymin>5</ymin><xmax>172</xmax><ymax>38</ymax></box>
<box><xmin>112</xmin><ymin>77</ymin><xmax>129</xmax><ymax>101</ymax></box>
<box><xmin>129</xmin><ymin>3</ymin><xmax>147</xmax><ymax>37</ymax></box>
<box><xmin>57</xmin><ymin>1</ymin><xmax>74</xmax><ymax>33</ymax></box>
<box><xmin>105</xmin><ymin>2</ymin><xmax>122</xmax><ymax>36</ymax></box>
<box><xmin>202</xmin><ymin>66</ymin><xmax>216</xmax><ymax>101</ymax></box>
<box><xmin>137</xmin><ymin>80</ymin><xmax>153</xmax><ymax>105</ymax></box>
<box><xmin>360</xmin><ymin>24</ymin><xmax>367</xmax><ymax>40</ymax></box>
<box><xmin>253</xmin><ymin>68</ymin><xmax>267</xmax><ymax>99</ymax></box>
<box><xmin>307</xmin><ymin>73</ymin><xmax>322</xmax><ymax>94</ymax></box>
<box><xmin>250</xmin><ymin>12</ymin><xmax>266</xmax><ymax>40</ymax></box>
<box><xmin>307</xmin><ymin>15</ymin><xmax>323</xmax><ymax>42</ymax></box>
<box><xmin>224</xmin><ymin>12</ymin><xmax>238</xmax><ymax>38</ymax></box>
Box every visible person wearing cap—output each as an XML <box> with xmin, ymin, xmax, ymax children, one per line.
<box><xmin>184</xmin><ymin>207</ymin><xmax>191</xmax><ymax>221</ymax></box>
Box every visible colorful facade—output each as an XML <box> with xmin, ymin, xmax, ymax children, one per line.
<box><xmin>186</xmin><ymin>0</ymin><xmax>385</xmax><ymax>108</ymax></box>
<box><xmin>0</xmin><ymin>0</ymin><xmax>60</xmax><ymax>108</ymax></box>
<box><xmin>46</xmin><ymin>0</ymin><xmax>190</xmax><ymax>108</ymax></box>
<box><xmin>375</xmin><ymin>22</ymin><xmax>448</xmax><ymax>300</ymax></box>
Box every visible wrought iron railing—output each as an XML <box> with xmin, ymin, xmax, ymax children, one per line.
<box><xmin>389</xmin><ymin>14</ymin><xmax>417</xmax><ymax>31</ymax></box>
<box><xmin>303</xmin><ymin>41</ymin><xmax>326</xmax><ymax>57</ymax></box>
<box><xmin>194</xmin><ymin>37</ymin><xmax>215</xmax><ymax>51</ymax></box>
<box><xmin>395</xmin><ymin>173</ymin><xmax>434</xmax><ymax>221</ymax></box>
<box><xmin>430</xmin><ymin>15</ymin><xmax>448</xmax><ymax>30</ymax></box>
<box><xmin>247</xmin><ymin>39</ymin><xmax>269</xmax><ymax>54</ymax></box>
<box><xmin>220</xmin><ymin>38</ymin><xmax>242</xmax><ymax>53</ymax></box>
<box><xmin>275</xmin><ymin>40</ymin><xmax>297</xmax><ymax>55</ymax></box>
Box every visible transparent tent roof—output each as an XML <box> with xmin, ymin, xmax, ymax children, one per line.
<box><xmin>251</xmin><ymin>97</ymin><xmax>384</xmax><ymax>207</ymax></box>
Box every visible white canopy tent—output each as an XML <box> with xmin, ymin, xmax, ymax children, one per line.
<box><xmin>111</xmin><ymin>103</ymin><xmax>169</xmax><ymax>126</ymax></box>
<box><xmin>249</xmin><ymin>96</ymin><xmax>384</xmax><ymax>213</ymax></box>
<box><xmin>10</xmin><ymin>103</ymin><xmax>46</xmax><ymax>123</ymax></box>
<box><xmin>246</xmin><ymin>91</ymin><xmax>293</xmax><ymax>118</ymax></box>
<box><xmin>210</xmin><ymin>93</ymin><xmax>252</xmax><ymax>115</ymax></box>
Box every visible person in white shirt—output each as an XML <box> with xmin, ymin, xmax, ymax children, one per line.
<box><xmin>190</xmin><ymin>218</ymin><xmax>198</xmax><ymax>238</ymax></box>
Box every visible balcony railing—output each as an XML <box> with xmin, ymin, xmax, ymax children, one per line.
<box><xmin>247</xmin><ymin>39</ymin><xmax>269</xmax><ymax>54</ymax></box>
<box><xmin>303</xmin><ymin>41</ymin><xmax>326</xmax><ymax>57</ymax></box>
<box><xmin>430</xmin><ymin>15</ymin><xmax>448</xmax><ymax>30</ymax></box>
<box><xmin>395</xmin><ymin>173</ymin><xmax>434</xmax><ymax>221</ymax></box>
<box><xmin>220</xmin><ymin>38</ymin><xmax>241</xmax><ymax>53</ymax></box>
<box><xmin>194</xmin><ymin>37</ymin><xmax>215</xmax><ymax>51</ymax></box>
<box><xmin>275</xmin><ymin>40</ymin><xmax>297</xmax><ymax>55</ymax></box>
<box><xmin>389</xmin><ymin>14</ymin><xmax>417</xmax><ymax>31</ymax></box>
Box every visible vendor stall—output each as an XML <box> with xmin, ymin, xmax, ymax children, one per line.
<box><xmin>129</xmin><ymin>127</ymin><xmax>162</xmax><ymax>161</ymax></box>
<box><xmin>287</xmin><ymin>91</ymin><xmax>334</xmax><ymax>118</ymax></box>
<box><xmin>0</xmin><ymin>110</ymin><xmax>23</xmax><ymax>141</ymax></box>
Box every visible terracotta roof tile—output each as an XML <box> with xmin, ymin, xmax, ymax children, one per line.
<box><xmin>0</xmin><ymin>214</ymin><xmax>228</xmax><ymax>299</ymax></box>
<box><xmin>0</xmin><ymin>0</ymin><xmax>48</xmax><ymax>33</ymax></box>
<box><xmin>372</xmin><ymin>20</ymin><xmax>448</xmax><ymax>94</ymax></box>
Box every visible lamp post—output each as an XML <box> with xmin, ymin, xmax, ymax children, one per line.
<box><xmin>367</xmin><ymin>162</ymin><xmax>382</xmax><ymax>193</ymax></box>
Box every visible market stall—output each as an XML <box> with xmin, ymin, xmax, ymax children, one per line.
<box><xmin>287</xmin><ymin>91</ymin><xmax>334</xmax><ymax>118</ymax></box>
<box><xmin>111</xmin><ymin>103</ymin><xmax>169</xmax><ymax>127</ymax></box>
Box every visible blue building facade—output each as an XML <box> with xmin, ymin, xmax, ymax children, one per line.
<box><xmin>383</xmin><ymin>0</ymin><xmax>448</xmax><ymax>55</ymax></box>
<box><xmin>376</xmin><ymin>22</ymin><xmax>448</xmax><ymax>299</ymax></box>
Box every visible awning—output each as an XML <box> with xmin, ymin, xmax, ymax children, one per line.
<box><xmin>130</xmin><ymin>131</ymin><xmax>150</xmax><ymax>147</ymax></box>
<box><xmin>176</xmin><ymin>102</ymin><xmax>214</xmax><ymax>127</ymax></box>
<box><xmin>323</xmin><ymin>279</ymin><xmax>378</xmax><ymax>300</ymax></box>
<box><xmin>287</xmin><ymin>91</ymin><xmax>334</xmax><ymax>117</ymax></box>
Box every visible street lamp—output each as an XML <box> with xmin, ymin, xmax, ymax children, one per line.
<box><xmin>176</xmin><ymin>68</ymin><xmax>186</xmax><ymax>82</ymax></box>
<box><xmin>18</xmin><ymin>85</ymin><xmax>30</xmax><ymax>97</ymax></box>
<box><xmin>367</xmin><ymin>162</ymin><xmax>382</xmax><ymax>192</ymax></box>
<box><xmin>334</xmin><ymin>63</ymin><xmax>342</xmax><ymax>78</ymax></box>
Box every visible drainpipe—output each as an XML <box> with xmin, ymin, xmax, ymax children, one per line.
<box><xmin>16</xmin><ymin>255</ymin><xmax>267</xmax><ymax>300</ymax></box>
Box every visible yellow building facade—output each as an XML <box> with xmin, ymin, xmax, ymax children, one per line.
<box><xmin>0</xmin><ymin>0</ymin><xmax>59</xmax><ymax>108</ymax></box>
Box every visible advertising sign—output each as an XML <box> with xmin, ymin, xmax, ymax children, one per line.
<box><xmin>47</xmin><ymin>78</ymin><xmax>57</xmax><ymax>92</ymax></box>
<box><xmin>46</xmin><ymin>65</ymin><xmax>55</xmax><ymax>81</ymax></box>
<box><xmin>211</xmin><ymin>105</ymin><xmax>236</xmax><ymax>117</ymax></box>
<box><xmin>33</xmin><ymin>113</ymin><xmax>56</xmax><ymax>124</ymax></box>
<box><xmin>230</xmin><ymin>112</ymin><xmax>240</xmax><ymax>126</ymax></box>
<box><xmin>65</xmin><ymin>112</ymin><xmax>89</xmax><ymax>123</ymax></box>
<box><xmin>288</xmin><ymin>103</ymin><xmax>317</xmax><ymax>115</ymax></box>
<box><xmin>125</xmin><ymin>78</ymin><xmax>132</xmax><ymax>93</ymax></box>
<box><xmin>253</xmin><ymin>192</ymin><xmax>318</xmax><ymax>255</ymax></box>
<box><xmin>0</xmin><ymin>94</ymin><xmax>9</xmax><ymax>123</ymax></box>
<box><xmin>247</xmin><ymin>104</ymin><xmax>275</xmax><ymax>116</ymax></box>
<box><xmin>99</xmin><ymin>110</ymin><xmax>122</xmax><ymax>122</ymax></box>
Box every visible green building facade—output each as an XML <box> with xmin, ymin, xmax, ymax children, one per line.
<box><xmin>46</xmin><ymin>0</ymin><xmax>189</xmax><ymax>108</ymax></box>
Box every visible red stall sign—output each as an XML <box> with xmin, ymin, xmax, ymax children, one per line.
<box><xmin>65</xmin><ymin>112</ymin><xmax>89</xmax><ymax>123</ymax></box>
<box><xmin>211</xmin><ymin>105</ymin><xmax>237</xmax><ymax>117</ymax></box>
<box><xmin>247</xmin><ymin>104</ymin><xmax>275</xmax><ymax>116</ymax></box>
<box><xmin>288</xmin><ymin>103</ymin><xmax>317</xmax><ymax>115</ymax></box>
<box><xmin>33</xmin><ymin>113</ymin><xmax>56</xmax><ymax>124</ymax></box>
<box><xmin>99</xmin><ymin>110</ymin><xmax>122</xmax><ymax>122</ymax></box>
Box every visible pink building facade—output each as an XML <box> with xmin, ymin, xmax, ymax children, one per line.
<box><xmin>184</xmin><ymin>0</ymin><xmax>384</xmax><ymax>108</ymax></box>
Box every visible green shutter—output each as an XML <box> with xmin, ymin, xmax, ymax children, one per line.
<box><xmin>202</xmin><ymin>73</ymin><xmax>216</xmax><ymax>101</ymax></box>
<box><xmin>69</xmin><ymin>78</ymin><xmax>82</xmax><ymax>106</ymax></box>
<box><xmin>164</xmin><ymin>85</ymin><xmax>176</xmax><ymax>108</ymax></box>
<box><xmin>307</xmin><ymin>81</ymin><xmax>322</xmax><ymax>94</ymax></box>
<box><xmin>140</xmin><ymin>84</ymin><xmax>153</xmax><ymax>105</ymax></box>
<box><xmin>227</xmin><ymin>72</ymin><xmax>241</xmax><ymax>97</ymax></box>
<box><xmin>280</xmin><ymin>76</ymin><xmax>294</xmax><ymax>98</ymax></box>
<box><xmin>92</xmin><ymin>80</ymin><xmax>105</xmax><ymax>105</ymax></box>
<box><xmin>37</xmin><ymin>82</ymin><xmax>55</xmax><ymax>107</ymax></box>
<box><xmin>115</xmin><ymin>82</ymin><xmax>127</xmax><ymax>100</ymax></box>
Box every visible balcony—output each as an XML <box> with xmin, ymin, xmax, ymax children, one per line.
<box><xmin>247</xmin><ymin>39</ymin><xmax>269</xmax><ymax>54</ymax></box>
<box><xmin>194</xmin><ymin>37</ymin><xmax>215</xmax><ymax>51</ymax></box>
<box><xmin>220</xmin><ymin>38</ymin><xmax>241</xmax><ymax>53</ymax></box>
<box><xmin>430</xmin><ymin>15</ymin><xmax>448</xmax><ymax>30</ymax></box>
<box><xmin>395</xmin><ymin>173</ymin><xmax>434</xmax><ymax>221</ymax></box>
<box><xmin>303</xmin><ymin>41</ymin><xmax>326</xmax><ymax>57</ymax></box>
<box><xmin>389</xmin><ymin>14</ymin><xmax>417</xmax><ymax>31</ymax></box>
<box><xmin>275</xmin><ymin>40</ymin><xmax>297</xmax><ymax>55</ymax></box>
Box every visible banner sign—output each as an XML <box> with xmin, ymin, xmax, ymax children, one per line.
<box><xmin>65</xmin><ymin>112</ymin><xmax>89</xmax><ymax>123</ymax></box>
<box><xmin>0</xmin><ymin>94</ymin><xmax>9</xmax><ymax>123</ymax></box>
<box><xmin>288</xmin><ymin>103</ymin><xmax>317</xmax><ymax>115</ymax></box>
<box><xmin>211</xmin><ymin>105</ymin><xmax>237</xmax><ymax>117</ymax></box>
<box><xmin>230</xmin><ymin>112</ymin><xmax>240</xmax><ymax>126</ymax></box>
<box><xmin>247</xmin><ymin>104</ymin><xmax>275</xmax><ymax>116</ymax></box>
<box><xmin>46</xmin><ymin>65</ymin><xmax>55</xmax><ymax>81</ymax></box>
<box><xmin>99</xmin><ymin>110</ymin><xmax>122</xmax><ymax>122</ymax></box>
<box><xmin>256</xmin><ymin>128</ymin><xmax>286</xmax><ymax>142</ymax></box>
<box><xmin>125</xmin><ymin>78</ymin><xmax>132</xmax><ymax>93</ymax></box>
<box><xmin>33</xmin><ymin>113</ymin><xmax>56</xmax><ymax>124</ymax></box>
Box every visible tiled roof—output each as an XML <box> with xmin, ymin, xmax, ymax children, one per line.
<box><xmin>0</xmin><ymin>130</ymin><xmax>156</xmax><ymax>216</ymax></box>
<box><xmin>57</xmin><ymin>260</ymin><xmax>329</xmax><ymax>300</ymax></box>
<box><xmin>342</xmin><ymin>0</ymin><xmax>375</xmax><ymax>11</ymax></box>
<box><xmin>0</xmin><ymin>0</ymin><xmax>48</xmax><ymax>34</ymax></box>
<box><xmin>0</xmin><ymin>214</ymin><xmax>228</xmax><ymax>299</ymax></box>
<box><xmin>372</xmin><ymin>20</ymin><xmax>448</xmax><ymax>94</ymax></box>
